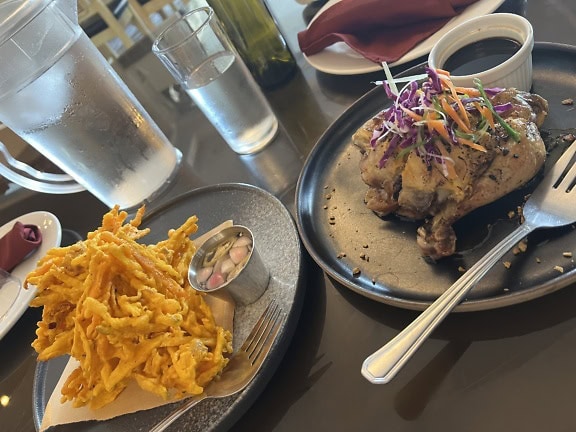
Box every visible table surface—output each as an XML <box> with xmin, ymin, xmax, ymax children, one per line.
<box><xmin>3</xmin><ymin>1</ymin><xmax>576</xmax><ymax>431</ymax></box>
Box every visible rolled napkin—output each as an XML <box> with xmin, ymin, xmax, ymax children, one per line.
<box><xmin>0</xmin><ymin>222</ymin><xmax>42</xmax><ymax>272</ymax></box>
<box><xmin>297</xmin><ymin>0</ymin><xmax>479</xmax><ymax>64</ymax></box>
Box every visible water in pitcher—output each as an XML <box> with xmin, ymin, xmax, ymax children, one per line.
<box><xmin>0</xmin><ymin>32</ymin><xmax>180</xmax><ymax>209</ymax></box>
<box><xmin>183</xmin><ymin>51</ymin><xmax>278</xmax><ymax>154</ymax></box>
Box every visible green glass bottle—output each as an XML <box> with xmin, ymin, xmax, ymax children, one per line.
<box><xmin>207</xmin><ymin>0</ymin><xmax>297</xmax><ymax>90</ymax></box>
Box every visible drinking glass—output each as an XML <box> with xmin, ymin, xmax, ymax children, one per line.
<box><xmin>152</xmin><ymin>7</ymin><xmax>279</xmax><ymax>155</ymax></box>
<box><xmin>0</xmin><ymin>0</ymin><xmax>182</xmax><ymax>210</ymax></box>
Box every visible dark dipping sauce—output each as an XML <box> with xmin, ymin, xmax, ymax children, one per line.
<box><xmin>442</xmin><ymin>37</ymin><xmax>522</xmax><ymax>75</ymax></box>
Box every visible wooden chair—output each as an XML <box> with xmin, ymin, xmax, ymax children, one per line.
<box><xmin>126</xmin><ymin>0</ymin><xmax>202</xmax><ymax>37</ymax></box>
<box><xmin>78</xmin><ymin>0</ymin><xmax>145</xmax><ymax>59</ymax></box>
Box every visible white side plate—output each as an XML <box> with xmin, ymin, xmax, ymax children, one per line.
<box><xmin>303</xmin><ymin>0</ymin><xmax>506</xmax><ymax>75</ymax></box>
<box><xmin>0</xmin><ymin>211</ymin><xmax>61</xmax><ymax>340</ymax></box>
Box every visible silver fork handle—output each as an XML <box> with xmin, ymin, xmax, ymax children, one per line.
<box><xmin>361</xmin><ymin>222</ymin><xmax>535</xmax><ymax>384</ymax></box>
<box><xmin>149</xmin><ymin>394</ymin><xmax>206</xmax><ymax>432</ymax></box>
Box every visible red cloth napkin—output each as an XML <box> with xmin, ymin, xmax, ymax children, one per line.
<box><xmin>298</xmin><ymin>0</ymin><xmax>479</xmax><ymax>64</ymax></box>
<box><xmin>0</xmin><ymin>222</ymin><xmax>42</xmax><ymax>272</ymax></box>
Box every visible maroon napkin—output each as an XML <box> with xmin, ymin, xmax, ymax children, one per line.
<box><xmin>298</xmin><ymin>0</ymin><xmax>479</xmax><ymax>64</ymax></box>
<box><xmin>0</xmin><ymin>222</ymin><xmax>42</xmax><ymax>272</ymax></box>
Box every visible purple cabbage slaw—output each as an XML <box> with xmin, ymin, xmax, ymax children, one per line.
<box><xmin>370</xmin><ymin>67</ymin><xmax>518</xmax><ymax>175</ymax></box>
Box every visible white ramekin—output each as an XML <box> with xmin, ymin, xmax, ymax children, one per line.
<box><xmin>428</xmin><ymin>13</ymin><xmax>534</xmax><ymax>91</ymax></box>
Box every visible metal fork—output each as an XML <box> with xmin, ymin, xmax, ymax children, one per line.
<box><xmin>149</xmin><ymin>301</ymin><xmax>285</xmax><ymax>432</ymax></box>
<box><xmin>362</xmin><ymin>139</ymin><xmax>576</xmax><ymax>384</ymax></box>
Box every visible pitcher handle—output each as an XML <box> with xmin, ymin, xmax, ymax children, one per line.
<box><xmin>0</xmin><ymin>141</ymin><xmax>85</xmax><ymax>194</ymax></box>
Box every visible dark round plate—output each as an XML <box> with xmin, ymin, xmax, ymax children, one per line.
<box><xmin>296</xmin><ymin>42</ymin><xmax>576</xmax><ymax>312</ymax></box>
<box><xmin>33</xmin><ymin>183</ymin><xmax>305</xmax><ymax>432</ymax></box>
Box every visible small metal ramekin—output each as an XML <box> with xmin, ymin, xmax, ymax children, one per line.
<box><xmin>188</xmin><ymin>225</ymin><xmax>270</xmax><ymax>305</ymax></box>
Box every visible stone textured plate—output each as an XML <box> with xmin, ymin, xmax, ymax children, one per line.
<box><xmin>296</xmin><ymin>42</ymin><xmax>576</xmax><ymax>312</ymax></box>
<box><xmin>33</xmin><ymin>183</ymin><xmax>305</xmax><ymax>431</ymax></box>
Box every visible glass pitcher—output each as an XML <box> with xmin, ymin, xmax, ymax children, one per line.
<box><xmin>0</xmin><ymin>0</ymin><xmax>181</xmax><ymax>210</ymax></box>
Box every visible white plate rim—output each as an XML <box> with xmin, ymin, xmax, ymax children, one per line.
<box><xmin>302</xmin><ymin>0</ymin><xmax>506</xmax><ymax>75</ymax></box>
<box><xmin>0</xmin><ymin>211</ymin><xmax>62</xmax><ymax>340</ymax></box>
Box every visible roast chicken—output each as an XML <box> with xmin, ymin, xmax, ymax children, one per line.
<box><xmin>352</xmin><ymin>72</ymin><xmax>549</xmax><ymax>261</ymax></box>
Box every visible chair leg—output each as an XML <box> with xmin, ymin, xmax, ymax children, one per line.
<box><xmin>127</xmin><ymin>0</ymin><xmax>157</xmax><ymax>38</ymax></box>
<box><xmin>90</xmin><ymin>0</ymin><xmax>135</xmax><ymax>48</ymax></box>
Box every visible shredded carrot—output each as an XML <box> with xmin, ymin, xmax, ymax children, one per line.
<box><xmin>454</xmin><ymin>87</ymin><xmax>481</xmax><ymax>97</ymax></box>
<box><xmin>427</xmin><ymin>119</ymin><xmax>451</xmax><ymax>143</ymax></box>
<box><xmin>474</xmin><ymin>102</ymin><xmax>495</xmax><ymax>130</ymax></box>
<box><xmin>441</xmin><ymin>98</ymin><xmax>472</xmax><ymax>134</ymax></box>
<box><xmin>377</xmin><ymin>69</ymin><xmax>501</xmax><ymax>172</ymax></box>
<box><xmin>400</xmin><ymin>106</ymin><xmax>423</xmax><ymax>122</ymax></box>
<box><xmin>439</xmin><ymin>75</ymin><xmax>471</xmax><ymax>129</ymax></box>
<box><xmin>484</xmin><ymin>107</ymin><xmax>495</xmax><ymax>130</ymax></box>
<box><xmin>457</xmin><ymin>137</ymin><xmax>487</xmax><ymax>153</ymax></box>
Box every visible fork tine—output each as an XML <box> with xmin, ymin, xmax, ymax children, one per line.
<box><xmin>248</xmin><ymin>310</ymin><xmax>283</xmax><ymax>372</ymax></box>
<box><xmin>530</xmin><ymin>140</ymin><xmax>576</xmax><ymax>202</ymax></box>
<box><xmin>553</xmin><ymin>141</ymin><xmax>576</xmax><ymax>193</ymax></box>
<box><xmin>249</xmin><ymin>307</ymin><xmax>283</xmax><ymax>364</ymax></box>
<box><xmin>557</xmin><ymin>157</ymin><xmax>576</xmax><ymax>192</ymax></box>
<box><xmin>552</xmin><ymin>140</ymin><xmax>576</xmax><ymax>187</ymax></box>
<box><xmin>240</xmin><ymin>301</ymin><xmax>284</xmax><ymax>368</ymax></box>
<box><xmin>240</xmin><ymin>301</ymin><xmax>278</xmax><ymax>353</ymax></box>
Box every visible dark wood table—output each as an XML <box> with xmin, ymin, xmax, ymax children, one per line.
<box><xmin>3</xmin><ymin>1</ymin><xmax>576</xmax><ymax>431</ymax></box>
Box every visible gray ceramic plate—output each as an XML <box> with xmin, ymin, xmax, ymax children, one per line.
<box><xmin>33</xmin><ymin>183</ymin><xmax>305</xmax><ymax>432</ymax></box>
<box><xmin>296</xmin><ymin>42</ymin><xmax>576</xmax><ymax>312</ymax></box>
